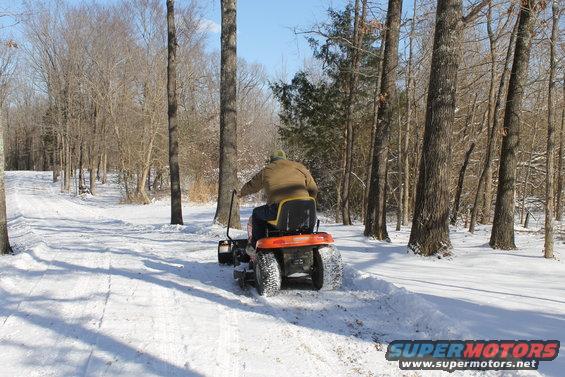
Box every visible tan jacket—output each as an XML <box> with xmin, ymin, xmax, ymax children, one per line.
<box><xmin>240</xmin><ymin>160</ymin><xmax>318</xmax><ymax>204</ymax></box>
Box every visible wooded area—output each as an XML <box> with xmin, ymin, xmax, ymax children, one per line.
<box><xmin>0</xmin><ymin>0</ymin><xmax>563</xmax><ymax>257</ymax></box>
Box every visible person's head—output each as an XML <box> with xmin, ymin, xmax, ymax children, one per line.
<box><xmin>269</xmin><ymin>149</ymin><xmax>287</xmax><ymax>163</ymax></box>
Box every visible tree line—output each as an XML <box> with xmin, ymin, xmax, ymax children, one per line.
<box><xmin>274</xmin><ymin>0</ymin><xmax>563</xmax><ymax>257</ymax></box>
<box><xmin>0</xmin><ymin>0</ymin><xmax>563</xmax><ymax>258</ymax></box>
<box><xmin>1</xmin><ymin>0</ymin><xmax>277</xmax><ymax>203</ymax></box>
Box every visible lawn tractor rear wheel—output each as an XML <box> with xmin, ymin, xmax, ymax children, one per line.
<box><xmin>255</xmin><ymin>252</ymin><xmax>281</xmax><ymax>296</ymax></box>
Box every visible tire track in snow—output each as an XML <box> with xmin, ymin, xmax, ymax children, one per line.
<box><xmin>214</xmin><ymin>306</ymin><xmax>240</xmax><ymax>377</ymax></box>
<box><xmin>1</xmin><ymin>174</ymin><xmax>64</xmax><ymax>328</ymax></box>
<box><xmin>251</xmin><ymin>292</ymin><xmax>336</xmax><ymax>377</ymax></box>
<box><xmin>81</xmin><ymin>248</ymin><xmax>112</xmax><ymax>377</ymax></box>
<box><xmin>1</xmin><ymin>173</ymin><xmax>115</xmax><ymax>375</ymax></box>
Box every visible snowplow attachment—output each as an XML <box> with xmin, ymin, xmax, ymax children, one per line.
<box><xmin>217</xmin><ymin>239</ymin><xmax>248</xmax><ymax>265</ymax></box>
<box><xmin>217</xmin><ymin>240</ymin><xmax>233</xmax><ymax>265</ymax></box>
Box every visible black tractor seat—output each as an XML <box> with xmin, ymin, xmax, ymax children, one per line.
<box><xmin>266</xmin><ymin>197</ymin><xmax>317</xmax><ymax>237</ymax></box>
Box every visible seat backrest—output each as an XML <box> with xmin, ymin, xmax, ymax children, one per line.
<box><xmin>272</xmin><ymin>197</ymin><xmax>317</xmax><ymax>233</ymax></box>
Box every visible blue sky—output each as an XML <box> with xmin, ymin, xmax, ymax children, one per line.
<box><xmin>198</xmin><ymin>0</ymin><xmax>349</xmax><ymax>78</ymax></box>
<box><xmin>0</xmin><ymin>0</ymin><xmax>370</xmax><ymax>77</ymax></box>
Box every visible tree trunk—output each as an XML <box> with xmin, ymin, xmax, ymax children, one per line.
<box><xmin>524</xmin><ymin>211</ymin><xmax>531</xmax><ymax>228</ymax></box>
<box><xmin>167</xmin><ymin>0</ymin><xmax>184</xmax><ymax>225</ymax></box>
<box><xmin>78</xmin><ymin>141</ymin><xmax>85</xmax><ymax>192</ymax></box>
<box><xmin>490</xmin><ymin>0</ymin><xmax>535</xmax><ymax>250</ymax></box>
<box><xmin>133</xmin><ymin>128</ymin><xmax>155</xmax><ymax>204</ymax></box>
<box><xmin>53</xmin><ymin>133</ymin><xmax>60</xmax><ymax>183</ymax></box>
<box><xmin>59</xmin><ymin>144</ymin><xmax>64</xmax><ymax>191</ymax></box>
<box><xmin>340</xmin><ymin>0</ymin><xmax>366</xmax><ymax>225</ymax></box>
<box><xmin>557</xmin><ymin>73</ymin><xmax>565</xmax><ymax>221</ymax></box>
<box><xmin>450</xmin><ymin>92</ymin><xmax>478</xmax><ymax>225</ymax></box>
<box><xmin>101</xmin><ymin>149</ymin><xmax>108</xmax><ymax>184</ymax></box>
<box><xmin>364</xmin><ymin>0</ymin><xmax>401</xmax><ymax>240</ymax></box>
<box><xmin>0</xmin><ymin>108</ymin><xmax>12</xmax><ymax>254</ymax></box>
<box><xmin>451</xmin><ymin>142</ymin><xmax>475</xmax><ymax>225</ymax></box>
<box><xmin>479</xmin><ymin>3</ymin><xmax>498</xmax><ymax>225</ymax></box>
<box><xmin>402</xmin><ymin>0</ymin><xmax>417</xmax><ymax>226</ymax></box>
<box><xmin>89</xmin><ymin>166</ymin><xmax>96</xmax><ymax>195</ymax></box>
<box><xmin>64</xmin><ymin>132</ymin><xmax>71</xmax><ymax>192</ymax></box>
<box><xmin>136</xmin><ymin>168</ymin><xmax>151</xmax><ymax>204</ymax></box>
<box><xmin>153</xmin><ymin>169</ymin><xmax>162</xmax><ymax>191</ymax></box>
<box><xmin>469</xmin><ymin>16</ymin><xmax>519</xmax><ymax>233</ymax></box>
<box><xmin>543</xmin><ymin>0</ymin><xmax>558</xmax><ymax>259</ymax></box>
<box><xmin>396</xmin><ymin>107</ymin><xmax>402</xmax><ymax>232</ymax></box>
<box><xmin>519</xmin><ymin>121</ymin><xmax>538</xmax><ymax>225</ymax></box>
<box><xmin>214</xmin><ymin>0</ymin><xmax>240</xmax><ymax>228</ymax></box>
<box><xmin>363</xmin><ymin>36</ymin><xmax>385</xmax><ymax>224</ymax></box>
<box><xmin>408</xmin><ymin>0</ymin><xmax>462</xmax><ymax>256</ymax></box>
<box><xmin>89</xmin><ymin>146</ymin><xmax>98</xmax><ymax>195</ymax></box>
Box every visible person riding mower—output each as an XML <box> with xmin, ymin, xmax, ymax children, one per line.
<box><xmin>217</xmin><ymin>150</ymin><xmax>342</xmax><ymax>296</ymax></box>
<box><xmin>238</xmin><ymin>150</ymin><xmax>319</xmax><ymax>249</ymax></box>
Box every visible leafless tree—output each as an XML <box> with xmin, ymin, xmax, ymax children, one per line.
<box><xmin>543</xmin><ymin>0</ymin><xmax>558</xmax><ymax>259</ymax></box>
<box><xmin>490</xmin><ymin>0</ymin><xmax>537</xmax><ymax>250</ymax></box>
<box><xmin>214</xmin><ymin>0</ymin><xmax>241</xmax><ymax>227</ymax></box>
<box><xmin>167</xmin><ymin>0</ymin><xmax>183</xmax><ymax>225</ymax></box>
<box><xmin>0</xmin><ymin>25</ymin><xmax>17</xmax><ymax>254</ymax></box>
<box><xmin>364</xmin><ymin>0</ymin><xmax>401</xmax><ymax>239</ymax></box>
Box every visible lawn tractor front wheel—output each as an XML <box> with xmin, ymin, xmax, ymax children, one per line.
<box><xmin>312</xmin><ymin>245</ymin><xmax>343</xmax><ymax>291</ymax></box>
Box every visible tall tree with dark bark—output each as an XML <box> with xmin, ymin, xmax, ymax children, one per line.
<box><xmin>490</xmin><ymin>0</ymin><xmax>536</xmax><ymax>250</ymax></box>
<box><xmin>557</xmin><ymin>72</ymin><xmax>565</xmax><ymax>221</ymax></box>
<box><xmin>167</xmin><ymin>0</ymin><xmax>184</xmax><ymax>225</ymax></box>
<box><xmin>469</xmin><ymin>16</ymin><xmax>519</xmax><ymax>233</ymax></box>
<box><xmin>408</xmin><ymin>0</ymin><xmax>463</xmax><ymax>256</ymax></box>
<box><xmin>543</xmin><ymin>0</ymin><xmax>558</xmax><ymax>259</ymax></box>
<box><xmin>402</xmin><ymin>0</ymin><xmax>417</xmax><ymax>226</ymax></box>
<box><xmin>214</xmin><ymin>0</ymin><xmax>241</xmax><ymax>228</ymax></box>
<box><xmin>362</xmin><ymin>36</ymin><xmax>385</xmax><ymax>222</ymax></box>
<box><xmin>364</xmin><ymin>0</ymin><xmax>402</xmax><ymax>240</ymax></box>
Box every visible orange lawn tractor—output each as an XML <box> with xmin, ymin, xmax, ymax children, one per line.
<box><xmin>218</xmin><ymin>190</ymin><xmax>342</xmax><ymax>296</ymax></box>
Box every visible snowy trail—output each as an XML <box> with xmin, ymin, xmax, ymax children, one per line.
<box><xmin>0</xmin><ymin>172</ymin><xmax>419</xmax><ymax>376</ymax></box>
<box><xmin>0</xmin><ymin>172</ymin><xmax>553</xmax><ymax>376</ymax></box>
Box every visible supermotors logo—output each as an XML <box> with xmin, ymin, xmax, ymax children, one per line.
<box><xmin>385</xmin><ymin>340</ymin><xmax>560</xmax><ymax>372</ymax></box>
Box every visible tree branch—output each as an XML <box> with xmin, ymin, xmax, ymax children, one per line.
<box><xmin>462</xmin><ymin>0</ymin><xmax>490</xmax><ymax>24</ymax></box>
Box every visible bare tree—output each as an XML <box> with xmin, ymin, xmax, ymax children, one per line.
<box><xmin>364</xmin><ymin>0</ymin><xmax>402</xmax><ymax>239</ymax></box>
<box><xmin>451</xmin><ymin>93</ymin><xmax>479</xmax><ymax>226</ymax></box>
<box><xmin>362</xmin><ymin>35</ymin><xmax>385</xmax><ymax>223</ymax></box>
<box><xmin>543</xmin><ymin>0</ymin><xmax>558</xmax><ymax>259</ymax></box>
<box><xmin>214</xmin><ymin>0</ymin><xmax>241</xmax><ymax>228</ymax></box>
<box><xmin>490</xmin><ymin>0</ymin><xmax>536</xmax><ymax>250</ymax></box>
<box><xmin>557</xmin><ymin>71</ymin><xmax>564</xmax><ymax>221</ymax></box>
<box><xmin>167</xmin><ymin>0</ymin><xmax>184</xmax><ymax>225</ymax></box>
<box><xmin>402</xmin><ymin>0</ymin><xmax>417</xmax><ymax>226</ymax></box>
<box><xmin>451</xmin><ymin>143</ymin><xmax>475</xmax><ymax>225</ymax></box>
<box><xmin>339</xmin><ymin>0</ymin><xmax>367</xmax><ymax>225</ymax></box>
<box><xmin>0</xmin><ymin>107</ymin><xmax>10</xmax><ymax>254</ymax></box>
<box><xmin>0</xmin><ymin>25</ymin><xmax>17</xmax><ymax>254</ymax></box>
<box><xmin>469</xmin><ymin>16</ymin><xmax>519</xmax><ymax>233</ymax></box>
<box><xmin>408</xmin><ymin>0</ymin><xmax>465</xmax><ymax>256</ymax></box>
<box><xmin>519</xmin><ymin>120</ymin><xmax>539</xmax><ymax>224</ymax></box>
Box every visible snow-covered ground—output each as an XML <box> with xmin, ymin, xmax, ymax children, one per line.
<box><xmin>0</xmin><ymin>171</ymin><xmax>563</xmax><ymax>377</ymax></box>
